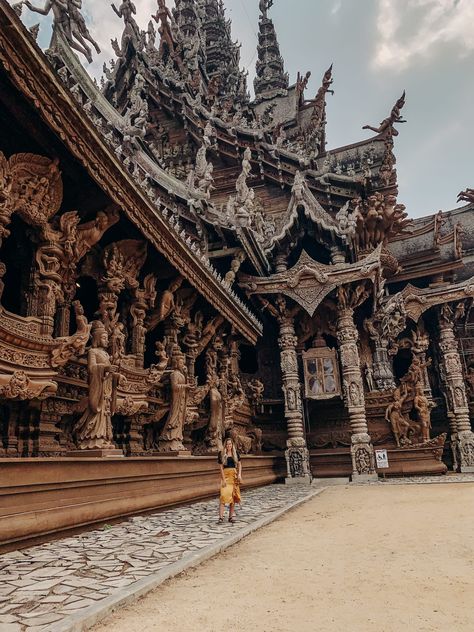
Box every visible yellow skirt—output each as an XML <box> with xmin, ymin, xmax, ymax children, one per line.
<box><xmin>220</xmin><ymin>467</ymin><xmax>241</xmax><ymax>506</ymax></box>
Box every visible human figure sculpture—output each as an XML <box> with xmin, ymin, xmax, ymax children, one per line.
<box><xmin>24</xmin><ymin>0</ymin><xmax>98</xmax><ymax>62</ymax></box>
<box><xmin>364</xmin><ymin>364</ymin><xmax>375</xmax><ymax>392</ymax></box>
<box><xmin>109</xmin><ymin>317</ymin><xmax>126</xmax><ymax>363</ymax></box>
<box><xmin>363</xmin><ymin>92</ymin><xmax>406</xmax><ymax>138</ymax></box>
<box><xmin>67</xmin><ymin>0</ymin><xmax>101</xmax><ymax>57</ymax></box>
<box><xmin>147</xmin><ymin>275</ymin><xmax>184</xmax><ymax>331</ymax></box>
<box><xmin>400</xmin><ymin>356</ymin><xmax>432</xmax><ymax>398</ymax></box>
<box><xmin>74</xmin><ymin>208</ymin><xmax>120</xmax><ymax>261</ymax></box>
<box><xmin>75</xmin><ymin>321</ymin><xmax>118</xmax><ymax>450</ymax></box>
<box><xmin>146</xmin><ymin>340</ymin><xmax>169</xmax><ymax>385</ymax></box>
<box><xmin>111</xmin><ymin>0</ymin><xmax>136</xmax><ymax>24</ymax></box>
<box><xmin>413</xmin><ymin>383</ymin><xmax>432</xmax><ymax>442</ymax></box>
<box><xmin>206</xmin><ymin>373</ymin><xmax>224</xmax><ymax>451</ymax></box>
<box><xmin>158</xmin><ymin>350</ymin><xmax>190</xmax><ymax>452</ymax></box>
<box><xmin>153</xmin><ymin>0</ymin><xmax>176</xmax><ymax>62</ymax></box>
<box><xmin>385</xmin><ymin>395</ymin><xmax>410</xmax><ymax>448</ymax></box>
<box><xmin>259</xmin><ymin>0</ymin><xmax>274</xmax><ymax>19</ymax></box>
<box><xmin>111</xmin><ymin>0</ymin><xmax>140</xmax><ymax>42</ymax></box>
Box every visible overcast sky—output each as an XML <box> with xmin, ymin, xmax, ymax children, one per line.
<box><xmin>13</xmin><ymin>0</ymin><xmax>474</xmax><ymax>219</ymax></box>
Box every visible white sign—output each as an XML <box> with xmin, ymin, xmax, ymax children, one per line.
<box><xmin>375</xmin><ymin>449</ymin><xmax>389</xmax><ymax>469</ymax></box>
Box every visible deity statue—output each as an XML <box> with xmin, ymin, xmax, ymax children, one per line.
<box><xmin>109</xmin><ymin>317</ymin><xmax>126</xmax><ymax>363</ymax></box>
<box><xmin>413</xmin><ymin>383</ymin><xmax>432</xmax><ymax>442</ymax></box>
<box><xmin>148</xmin><ymin>275</ymin><xmax>184</xmax><ymax>331</ymax></box>
<box><xmin>385</xmin><ymin>394</ymin><xmax>410</xmax><ymax>448</ymax></box>
<box><xmin>158</xmin><ymin>349</ymin><xmax>190</xmax><ymax>451</ymax></box>
<box><xmin>364</xmin><ymin>364</ymin><xmax>375</xmax><ymax>392</ymax></box>
<box><xmin>206</xmin><ymin>373</ymin><xmax>224</xmax><ymax>451</ymax></box>
<box><xmin>75</xmin><ymin>321</ymin><xmax>119</xmax><ymax>450</ymax></box>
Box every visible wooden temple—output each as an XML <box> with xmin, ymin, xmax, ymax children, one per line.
<box><xmin>0</xmin><ymin>0</ymin><xmax>473</xmax><ymax>547</ymax></box>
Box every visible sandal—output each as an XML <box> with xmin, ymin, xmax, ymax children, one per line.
<box><xmin>218</xmin><ymin>517</ymin><xmax>224</xmax><ymax>524</ymax></box>
<box><xmin>228</xmin><ymin>516</ymin><xmax>236</xmax><ymax>523</ymax></box>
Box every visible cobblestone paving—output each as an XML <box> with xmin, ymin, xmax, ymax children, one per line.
<box><xmin>0</xmin><ymin>485</ymin><xmax>316</xmax><ymax>632</ymax></box>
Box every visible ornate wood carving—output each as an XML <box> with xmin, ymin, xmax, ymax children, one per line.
<box><xmin>240</xmin><ymin>245</ymin><xmax>382</xmax><ymax>317</ymax></box>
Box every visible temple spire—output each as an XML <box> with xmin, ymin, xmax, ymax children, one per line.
<box><xmin>197</xmin><ymin>0</ymin><xmax>248</xmax><ymax>102</ymax></box>
<box><xmin>254</xmin><ymin>0</ymin><xmax>288</xmax><ymax>103</ymax></box>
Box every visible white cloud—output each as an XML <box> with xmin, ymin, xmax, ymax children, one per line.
<box><xmin>373</xmin><ymin>0</ymin><xmax>474</xmax><ymax>70</ymax></box>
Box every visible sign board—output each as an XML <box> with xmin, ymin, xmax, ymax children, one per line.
<box><xmin>375</xmin><ymin>449</ymin><xmax>389</xmax><ymax>469</ymax></box>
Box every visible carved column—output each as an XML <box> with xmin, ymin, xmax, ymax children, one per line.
<box><xmin>438</xmin><ymin>310</ymin><xmax>474</xmax><ymax>471</ymax></box>
<box><xmin>372</xmin><ymin>344</ymin><xmax>396</xmax><ymax>391</ymax></box>
<box><xmin>337</xmin><ymin>308</ymin><xmax>377</xmax><ymax>481</ymax></box>
<box><xmin>278</xmin><ymin>315</ymin><xmax>311</xmax><ymax>482</ymax></box>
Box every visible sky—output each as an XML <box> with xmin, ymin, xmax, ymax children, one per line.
<box><xmin>11</xmin><ymin>0</ymin><xmax>474</xmax><ymax>219</ymax></box>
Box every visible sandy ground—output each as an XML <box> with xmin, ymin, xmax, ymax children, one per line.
<box><xmin>94</xmin><ymin>483</ymin><xmax>474</xmax><ymax>632</ymax></box>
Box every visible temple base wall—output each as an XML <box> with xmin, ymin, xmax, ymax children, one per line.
<box><xmin>310</xmin><ymin>442</ymin><xmax>447</xmax><ymax>479</ymax></box>
<box><xmin>0</xmin><ymin>455</ymin><xmax>286</xmax><ymax>550</ymax></box>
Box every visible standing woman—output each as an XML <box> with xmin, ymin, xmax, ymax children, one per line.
<box><xmin>218</xmin><ymin>437</ymin><xmax>242</xmax><ymax>524</ymax></box>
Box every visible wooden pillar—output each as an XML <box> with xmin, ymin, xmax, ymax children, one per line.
<box><xmin>336</xmin><ymin>307</ymin><xmax>377</xmax><ymax>481</ymax></box>
<box><xmin>278</xmin><ymin>315</ymin><xmax>311</xmax><ymax>482</ymax></box>
<box><xmin>438</xmin><ymin>308</ymin><xmax>474</xmax><ymax>472</ymax></box>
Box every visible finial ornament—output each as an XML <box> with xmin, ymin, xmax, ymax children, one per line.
<box><xmin>362</xmin><ymin>91</ymin><xmax>406</xmax><ymax>138</ymax></box>
<box><xmin>259</xmin><ymin>0</ymin><xmax>274</xmax><ymax>19</ymax></box>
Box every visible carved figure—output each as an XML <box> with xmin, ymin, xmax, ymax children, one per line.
<box><xmin>146</xmin><ymin>340</ymin><xmax>169</xmax><ymax>385</ymax></box>
<box><xmin>400</xmin><ymin>356</ymin><xmax>432</xmax><ymax>398</ymax></box>
<box><xmin>206</xmin><ymin>374</ymin><xmax>224</xmax><ymax>451</ymax></box>
<box><xmin>363</xmin><ymin>92</ymin><xmax>406</xmax><ymax>138</ymax></box>
<box><xmin>25</xmin><ymin>0</ymin><xmax>99</xmax><ymax>63</ymax></box>
<box><xmin>74</xmin><ymin>207</ymin><xmax>120</xmax><ymax>261</ymax></box>
<box><xmin>50</xmin><ymin>300</ymin><xmax>91</xmax><ymax>367</ymax></box>
<box><xmin>109</xmin><ymin>317</ymin><xmax>126</xmax><ymax>363</ymax></box>
<box><xmin>148</xmin><ymin>275</ymin><xmax>184</xmax><ymax>331</ymax></box>
<box><xmin>413</xmin><ymin>383</ymin><xmax>432</xmax><ymax>442</ymax></box>
<box><xmin>229</xmin><ymin>426</ymin><xmax>252</xmax><ymax>454</ymax></box>
<box><xmin>75</xmin><ymin>321</ymin><xmax>118</xmax><ymax>450</ymax></box>
<box><xmin>158</xmin><ymin>349</ymin><xmax>190</xmax><ymax>451</ymax></box>
<box><xmin>67</xmin><ymin>0</ymin><xmax>101</xmax><ymax>57</ymax></box>
<box><xmin>457</xmin><ymin>188</ymin><xmax>474</xmax><ymax>205</ymax></box>
<box><xmin>248</xmin><ymin>378</ymin><xmax>264</xmax><ymax>408</ymax></box>
<box><xmin>153</xmin><ymin>0</ymin><xmax>178</xmax><ymax>65</ymax></box>
<box><xmin>364</xmin><ymin>364</ymin><xmax>375</xmax><ymax>392</ymax></box>
<box><xmin>259</xmin><ymin>0</ymin><xmax>274</xmax><ymax>19</ymax></box>
<box><xmin>385</xmin><ymin>395</ymin><xmax>410</xmax><ymax>447</ymax></box>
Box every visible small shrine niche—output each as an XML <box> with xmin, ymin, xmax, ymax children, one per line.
<box><xmin>302</xmin><ymin>338</ymin><xmax>341</xmax><ymax>400</ymax></box>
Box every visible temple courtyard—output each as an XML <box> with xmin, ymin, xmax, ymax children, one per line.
<box><xmin>94</xmin><ymin>481</ymin><xmax>474</xmax><ymax>632</ymax></box>
<box><xmin>2</xmin><ymin>479</ymin><xmax>474</xmax><ymax>632</ymax></box>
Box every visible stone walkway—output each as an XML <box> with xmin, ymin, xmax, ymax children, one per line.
<box><xmin>374</xmin><ymin>473</ymin><xmax>474</xmax><ymax>485</ymax></box>
<box><xmin>0</xmin><ymin>484</ymin><xmax>320</xmax><ymax>632</ymax></box>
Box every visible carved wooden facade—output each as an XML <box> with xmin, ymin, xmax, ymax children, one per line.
<box><xmin>0</xmin><ymin>0</ymin><xmax>473</xmax><ymax>482</ymax></box>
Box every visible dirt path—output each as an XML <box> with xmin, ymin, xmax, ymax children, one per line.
<box><xmin>94</xmin><ymin>483</ymin><xmax>474</xmax><ymax>632</ymax></box>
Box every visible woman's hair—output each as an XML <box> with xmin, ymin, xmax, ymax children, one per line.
<box><xmin>220</xmin><ymin>438</ymin><xmax>238</xmax><ymax>466</ymax></box>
